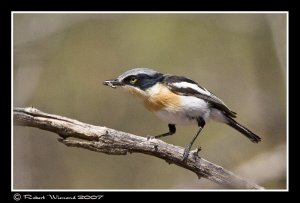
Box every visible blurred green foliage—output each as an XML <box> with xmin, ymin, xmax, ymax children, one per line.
<box><xmin>13</xmin><ymin>13</ymin><xmax>286</xmax><ymax>189</ymax></box>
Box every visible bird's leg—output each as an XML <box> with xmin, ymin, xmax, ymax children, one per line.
<box><xmin>183</xmin><ymin>128</ymin><xmax>203</xmax><ymax>162</ymax></box>
<box><xmin>148</xmin><ymin>124</ymin><xmax>176</xmax><ymax>140</ymax></box>
<box><xmin>183</xmin><ymin>118</ymin><xmax>205</xmax><ymax>162</ymax></box>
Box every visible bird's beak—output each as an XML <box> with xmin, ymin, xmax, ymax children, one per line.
<box><xmin>103</xmin><ymin>79</ymin><xmax>123</xmax><ymax>89</ymax></box>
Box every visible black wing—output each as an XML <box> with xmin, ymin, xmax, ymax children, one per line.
<box><xmin>162</xmin><ymin>75</ymin><xmax>237</xmax><ymax>118</ymax></box>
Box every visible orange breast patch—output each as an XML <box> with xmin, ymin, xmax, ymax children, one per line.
<box><xmin>143</xmin><ymin>84</ymin><xmax>181</xmax><ymax>112</ymax></box>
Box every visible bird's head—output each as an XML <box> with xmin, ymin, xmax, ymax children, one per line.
<box><xmin>103</xmin><ymin>68</ymin><xmax>164</xmax><ymax>98</ymax></box>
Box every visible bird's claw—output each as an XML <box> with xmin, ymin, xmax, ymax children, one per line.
<box><xmin>147</xmin><ymin>135</ymin><xmax>155</xmax><ymax>140</ymax></box>
<box><xmin>182</xmin><ymin>148</ymin><xmax>190</xmax><ymax>162</ymax></box>
<box><xmin>182</xmin><ymin>143</ymin><xmax>193</xmax><ymax>162</ymax></box>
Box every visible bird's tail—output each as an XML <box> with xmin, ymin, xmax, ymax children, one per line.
<box><xmin>226</xmin><ymin>117</ymin><xmax>261</xmax><ymax>143</ymax></box>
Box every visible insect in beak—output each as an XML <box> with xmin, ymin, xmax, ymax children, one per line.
<box><xmin>103</xmin><ymin>79</ymin><xmax>122</xmax><ymax>89</ymax></box>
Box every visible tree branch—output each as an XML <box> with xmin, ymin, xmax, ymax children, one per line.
<box><xmin>13</xmin><ymin>107</ymin><xmax>264</xmax><ymax>189</ymax></box>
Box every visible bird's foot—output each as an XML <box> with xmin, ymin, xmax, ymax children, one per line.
<box><xmin>147</xmin><ymin>135</ymin><xmax>155</xmax><ymax>140</ymax></box>
<box><xmin>183</xmin><ymin>146</ymin><xmax>202</xmax><ymax>162</ymax></box>
<box><xmin>182</xmin><ymin>144</ymin><xmax>192</xmax><ymax>162</ymax></box>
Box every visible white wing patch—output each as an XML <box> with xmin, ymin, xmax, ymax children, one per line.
<box><xmin>172</xmin><ymin>82</ymin><xmax>211</xmax><ymax>96</ymax></box>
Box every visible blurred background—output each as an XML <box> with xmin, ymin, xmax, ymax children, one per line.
<box><xmin>13</xmin><ymin>13</ymin><xmax>287</xmax><ymax>189</ymax></box>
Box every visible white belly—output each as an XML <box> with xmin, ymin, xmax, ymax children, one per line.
<box><xmin>154</xmin><ymin>95</ymin><xmax>211</xmax><ymax>125</ymax></box>
<box><xmin>154</xmin><ymin>110</ymin><xmax>197</xmax><ymax>125</ymax></box>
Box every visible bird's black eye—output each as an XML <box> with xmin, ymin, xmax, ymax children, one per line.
<box><xmin>129</xmin><ymin>77</ymin><xmax>138</xmax><ymax>84</ymax></box>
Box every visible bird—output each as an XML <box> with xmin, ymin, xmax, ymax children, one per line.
<box><xmin>103</xmin><ymin>68</ymin><xmax>261</xmax><ymax>161</ymax></box>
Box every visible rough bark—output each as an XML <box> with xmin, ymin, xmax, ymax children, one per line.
<box><xmin>13</xmin><ymin>107</ymin><xmax>264</xmax><ymax>189</ymax></box>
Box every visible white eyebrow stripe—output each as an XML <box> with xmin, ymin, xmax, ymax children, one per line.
<box><xmin>172</xmin><ymin>82</ymin><xmax>211</xmax><ymax>96</ymax></box>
